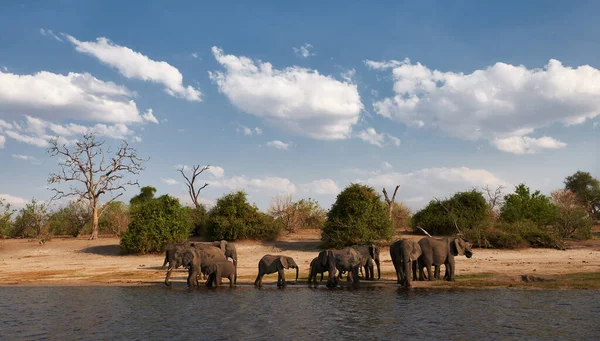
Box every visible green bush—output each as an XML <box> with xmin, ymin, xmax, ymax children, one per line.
<box><xmin>551</xmin><ymin>189</ymin><xmax>593</xmax><ymax>240</ymax></box>
<box><xmin>12</xmin><ymin>199</ymin><xmax>50</xmax><ymax>239</ymax></box>
<box><xmin>0</xmin><ymin>199</ymin><xmax>15</xmax><ymax>238</ymax></box>
<box><xmin>465</xmin><ymin>220</ymin><xmax>562</xmax><ymax>249</ymax></box>
<box><xmin>120</xmin><ymin>188</ymin><xmax>191</xmax><ymax>254</ymax></box>
<box><xmin>186</xmin><ymin>205</ymin><xmax>207</xmax><ymax>236</ymax></box>
<box><xmin>412</xmin><ymin>190</ymin><xmax>491</xmax><ymax>235</ymax></box>
<box><xmin>564</xmin><ymin>171</ymin><xmax>600</xmax><ymax>219</ymax></box>
<box><xmin>500</xmin><ymin>184</ymin><xmax>557</xmax><ymax>227</ymax></box>
<box><xmin>206</xmin><ymin>191</ymin><xmax>282</xmax><ymax>241</ymax></box>
<box><xmin>99</xmin><ymin>201</ymin><xmax>129</xmax><ymax>236</ymax></box>
<box><xmin>321</xmin><ymin>183</ymin><xmax>392</xmax><ymax>248</ymax></box>
<box><xmin>49</xmin><ymin>200</ymin><xmax>90</xmax><ymax>237</ymax></box>
<box><xmin>268</xmin><ymin>194</ymin><xmax>327</xmax><ymax>232</ymax></box>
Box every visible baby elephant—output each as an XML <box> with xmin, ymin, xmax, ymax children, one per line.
<box><xmin>205</xmin><ymin>261</ymin><xmax>237</xmax><ymax>287</ymax></box>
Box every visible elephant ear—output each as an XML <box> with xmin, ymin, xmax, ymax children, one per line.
<box><xmin>452</xmin><ymin>239</ymin><xmax>465</xmax><ymax>256</ymax></box>
<box><xmin>279</xmin><ymin>256</ymin><xmax>290</xmax><ymax>269</ymax></box>
<box><xmin>318</xmin><ymin>250</ymin><xmax>328</xmax><ymax>267</ymax></box>
<box><xmin>408</xmin><ymin>241</ymin><xmax>422</xmax><ymax>261</ymax></box>
<box><xmin>219</xmin><ymin>240</ymin><xmax>227</xmax><ymax>252</ymax></box>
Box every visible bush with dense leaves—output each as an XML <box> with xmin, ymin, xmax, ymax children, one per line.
<box><xmin>12</xmin><ymin>199</ymin><xmax>50</xmax><ymax>240</ymax></box>
<box><xmin>564</xmin><ymin>171</ymin><xmax>600</xmax><ymax>219</ymax></box>
<box><xmin>49</xmin><ymin>200</ymin><xmax>90</xmax><ymax>237</ymax></box>
<box><xmin>321</xmin><ymin>183</ymin><xmax>392</xmax><ymax>248</ymax></box>
<box><xmin>0</xmin><ymin>199</ymin><xmax>15</xmax><ymax>238</ymax></box>
<box><xmin>464</xmin><ymin>220</ymin><xmax>562</xmax><ymax>249</ymax></box>
<box><xmin>120</xmin><ymin>187</ymin><xmax>191</xmax><ymax>254</ymax></box>
<box><xmin>412</xmin><ymin>190</ymin><xmax>491</xmax><ymax>235</ymax></box>
<box><xmin>500</xmin><ymin>184</ymin><xmax>557</xmax><ymax>227</ymax></box>
<box><xmin>551</xmin><ymin>189</ymin><xmax>593</xmax><ymax>239</ymax></box>
<box><xmin>206</xmin><ymin>191</ymin><xmax>282</xmax><ymax>241</ymax></box>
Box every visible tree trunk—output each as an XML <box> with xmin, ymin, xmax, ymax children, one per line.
<box><xmin>90</xmin><ymin>205</ymin><xmax>99</xmax><ymax>240</ymax></box>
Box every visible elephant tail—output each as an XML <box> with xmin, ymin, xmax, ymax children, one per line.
<box><xmin>295</xmin><ymin>266</ymin><xmax>299</xmax><ymax>283</ymax></box>
<box><xmin>234</xmin><ymin>264</ymin><xmax>237</xmax><ymax>284</ymax></box>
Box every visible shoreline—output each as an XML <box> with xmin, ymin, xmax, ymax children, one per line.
<box><xmin>1</xmin><ymin>229</ymin><xmax>599</xmax><ymax>290</ymax></box>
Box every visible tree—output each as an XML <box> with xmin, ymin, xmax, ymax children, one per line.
<box><xmin>99</xmin><ymin>201</ymin><xmax>130</xmax><ymax>236</ymax></box>
<box><xmin>206</xmin><ymin>191</ymin><xmax>282</xmax><ymax>241</ymax></box>
<box><xmin>500</xmin><ymin>184</ymin><xmax>557</xmax><ymax>227</ymax></box>
<box><xmin>321</xmin><ymin>183</ymin><xmax>392</xmax><ymax>248</ymax></box>
<box><xmin>389</xmin><ymin>202</ymin><xmax>411</xmax><ymax>229</ymax></box>
<box><xmin>268</xmin><ymin>193</ymin><xmax>297</xmax><ymax>232</ymax></box>
<box><xmin>551</xmin><ymin>189</ymin><xmax>593</xmax><ymax>239</ymax></box>
<box><xmin>47</xmin><ymin>133</ymin><xmax>146</xmax><ymax>240</ymax></box>
<box><xmin>49</xmin><ymin>200</ymin><xmax>90</xmax><ymax>237</ymax></box>
<box><xmin>564</xmin><ymin>171</ymin><xmax>600</xmax><ymax>219</ymax></box>
<box><xmin>294</xmin><ymin>198</ymin><xmax>327</xmax><ymax>230</ymax></box>
<box><xmin>120</xmin><ymin>189</ymin><xmax>190</xmax><ymax>254</ymax></box>
<box><xmin>13</xmin><ymin>199</ymin><xmax>50</xmax><ymax>239</ymax></box>
<box><xmin>382</xmin><ymin>185</ymin><xmax>400</xmax><ymax>219</ymax></box>
<box><xmin>178</xmin><ymin>165</ymin><xmax>209</xmax><ymax>209</ymax></box>
<box><xmin>268</xmin><ymin>194</ymin><xmax>327</xmax><ymax>232</ymax></box>
<box><xmin>0</xmin><ymin>199</ymin><xmax>16</xmax><ymax>238</ymax></box>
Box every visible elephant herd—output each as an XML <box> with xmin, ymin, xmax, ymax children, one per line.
<box><xmin>162</xmin><ymin>236</ymin><xmax>473</xmax><ymax>289</ymax></box>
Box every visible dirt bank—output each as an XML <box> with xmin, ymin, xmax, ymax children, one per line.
<box><xmin>1</xmin><ymin>229</ymin><xmax>599</xmax><ymax>289</ymax></box>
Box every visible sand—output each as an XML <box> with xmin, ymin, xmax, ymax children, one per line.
<box><xmin>1</xmin><ymin>229</ymin><xmax>599</xmax><ymax>287</ymax></box>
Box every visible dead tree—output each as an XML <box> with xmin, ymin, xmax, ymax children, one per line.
<box><xmin>47</xmin><ymin>133</ymin><xmax>146</xmax><ymax>240</ymax></box>
<box><xmin>178</xmin><ymin>165</ymin><xmax>209</xmax><ymax>209</ymax></box>
<box><xmin>484</xmin><ymin>185</ymin><xmax>505</xmax><ymax>212</ymax></box>
<box><xmin>382</xmin><ymin>185</ymin><xmax>400</xmax><ymax>219</ymax></box>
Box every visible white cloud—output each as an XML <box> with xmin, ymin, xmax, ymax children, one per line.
<box><xmin>208</xmin><ymin>175</ymin><xmax>296</xmax><ymax>194</ymax></box>
<box><xmin>301</xmin><ymin>179</ymin><xmax>340</xmax><ymax>195</ymax></box>
<box><xmin>491</xmin><ymin>135</ymin><xmax>567</xmax><ymax>154</ymax></box>
<box><xmin>0</xmin><ymin>135</ymin><xmax>5</xmax><ymax>148</ymax></box>
<box><xmin>0</xmin><ymin>193</ymin><xmax>28</xmax><ymax>208</ymax></box>
<box><xmin>206</xmin><ymin>166</ymin><xmax>225</xmax><ymax>178</ymax></box>
<box><xmin>356</xmin><ymin>127</ymin><xmax>401</xmax><ymax>147</ymax></box>
<box><xmin>210</xmin><ymin>46</ymin><xmax>363</xmax><ymax>140</ymax></box>
<box><xmin>161</xmin><ymin>178</ymin><xmax>180</xmax><ymax>185</ymax></box>
<box><xmin>341</xmin><ymin>68</ymin><xmax>356</xmax><ymax>82</ymax></box>
<box><xmin>141</xmin><ymin>109</ymin><xmax>159</xmax><ymax>124</ymax></box>
<box><xmin>5</xmin><ymin>130</ymin><xmax>53</xmax><ymax>147</ymax></box>
<box><xmin>594</xmin><ymin>121</ymin><xmax>599</xmax><ymax>128</ymax></box>
<box><xmin>266</xmin><ymin>140</ymin><xmax>290</xmax><ymax>150</ymax></box>
<box><xmin>0</xmin><ymin>119</ymin><xmax>12</xmax><ymax>130</ymax></box>
<box><xmin>0</xmin><ymin>69</ymin><xmax>148</xmax><ymax>124</ymax></box>
<box><xmin>382</xmin><ymin>161</ymin><xmax>393</xmax><ymax>169</ymax></box>
<box><xmin>132</xmin><ymin>136</ymin><xmax>142</xmax><ymax>143</ymax></box>
<box><xmin>40</xmin><ymin>28</ymin><xmax>63</xmax><ymax>42</ymax></box>
<box><xmin>358</xmin><ymin>166</ymin><xmax>510</xmax><ymax>210</ymax></box>
<box><xmin>366</xmin><ymin>58</ymin><xmax>600</xmax><ymax>153</ymax></box>
<box><xmin>65</xmin><ymin>34</ymin><xmax>201</xmax><ymax>101</ymax></box>
<box><xmin>293</xmin><ymin>43</ymin><xmax>315</xmax><ymax>58</ymax></box>
<box><xmin>191</xmin><ymin>53</ymin><xmax>199</xmax><ymax>59</ymax></box>
<box><xmin>235</xmin><ymin>123</ymin><xmax>262</xmax><ymax>136</ymax></box>
<box><xmin>12</xmin><ymin>154</ymin><xmax>37</xmax><ymax>161</ymax></box>
<box><xmin>2</xmin><ymin>66</ymin><xmax>7</xmax><ymax>71</ymax></box>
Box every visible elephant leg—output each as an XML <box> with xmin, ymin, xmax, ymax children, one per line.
<box><xmin>433</xmin><ymin>264</ymin><xmax>440</xmax><ymax>280</ymax></box>
<box><xmin>320</xmin><ymin>272</ymin><xmax>323</xmax><ymax>281</ymax></box>
<box><xmin>254</xmin><ymin>272</ymin><xmax>263</xmax><ymax>287</ymax></box>
<box><xmin>447</xmin><ymin>258</ymin><xmax>455</xmax><ymax>281</ymax></box>
<box><xmin>412</xmin><ymin>261</ymin><xmax>418</xmax><ymax>281</ymax></box>
<box><xmin>277</xmin><ymin>268</ymin><xmax>286</xmax><ymax>287</ymax></box>
<box><xmin>161</xmin><ymin>255</ymin><xmax>169</xmax><ymax>270</ymax></box>
<box><xmin>352</xmin><ymin>266</ymin><xmax>360</xmax><ymax>286</ymax></box>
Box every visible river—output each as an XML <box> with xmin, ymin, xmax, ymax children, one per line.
<box><xmin>0</xmin><ymin>285</ymin><xmax>598</xmax><ymax>340</ymax></box>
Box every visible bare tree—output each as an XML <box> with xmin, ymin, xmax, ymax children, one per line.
<box><xmin>483</xmin><ymin>185</ymin><xmax>505</xmax><ymax>212</ymax></box>
<box><xmin>268</xmin><ymin>193</ymin><xmax>298</xmax><ymax>232</ymax></box>
<box><xmin>382</xmin><ymin>185</ymin><xmax>400</xmax><ymax>219</ymax></box>
<box><xmin>178</xmin><ymin>165</ymin><xmax>210</xmax><ymax>209</ymax></box>
<box><xmin>47</xmin><ymin>133</ymin><xmax>146</xmax><ymax>240</ymax></box>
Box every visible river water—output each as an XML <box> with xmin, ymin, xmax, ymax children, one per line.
<box><xmin>0</xmin><ymin>285</ymin><xmax>598</xmax><ymax>340</ymax></box>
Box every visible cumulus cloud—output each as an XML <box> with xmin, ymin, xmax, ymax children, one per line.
<box><xmin>266</xmin><ymin>140</ymin><xmax>290</xmax><ymax>150</ymax></box>
<box><xmin>12</xmin><ymin>154</ymin><xmax>37</xmax><ymax>161</ymax></box>
<box><xmin>65</xmin><ymin>34</ymin><xmax>201</xmax><ymax>101</ymax></box>
<box><xmin>236</xmin><ymin>123</ymin><xmax>262</xmax><ymax>136</ymax></box>
<box><xmin>492</xmin><ymin>135</ymin><xmax>567</xmax><ymax>154</ymax></box>
<box><xmin>0</xmin><ymin>193</ymin><xmax>28</xmax><ymax>207</ymax></box>
<box><xmin>0</xmin><ymin>135</ymin><xmax>4</xmax><ymax>148</ymax></box>
<box><xmin>208</xmin><ymin>175</ymin><xmax>296</xmax><ymax>194</ymax></box>
<box><xmin>301</xmin><ymin>179</ymin><xmax>340</xmax><ymax>195</ymax></box>
<box><xmin>356</xmin><ymin>127</ymin><xmax>401</xmax><ymax>147</ymax></box>
<box><xmin>358</xmin><ymin>166</ymin><xmax>510</xmax><ymax>210</ymax></box>
<box><xmin>206</xmin><ymin>166</ymin><xmax>225</xmax><ymax>178</ymax></box>
<box><xmin>293</xmin><ymin>43</ymin><xmax>315</xmax><ymax>58</ymax></box>
<box><xmin>366</xmin><ymin>58</ymin><xmax>600</xmax><ymax>153</ymax></box>
<box><xmin>382</xmin><ymin>161</ymin><xmax>393</xmax><ymax>169</ymax></box>
<box><xmin>0</xmin><ymin>69</ymin><xmax>150</xmax><ymax>124</ymax></box>
<box><xmin>210</xmin><ymin>46</ymin><xmax>363</xmax><ymax>140</ymax></box>
<box><xmin>161</xmin><ymin>178</ymin><xmax>180</xmax><ymax>185</ymax></box>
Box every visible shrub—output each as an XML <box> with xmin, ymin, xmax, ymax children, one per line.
<box><xmin>321</xmin><ymin>183</ymin><xmax>392</xmax><ymax>248</ymax></box>
<box><xmin>0</xmin><ymin>199</ymin><xmax>15</xmax><ymax>238</ymax></box>
<box><xmin>551</xmin><ymin>189</ymin><xmax>593</xmax><ymax>239</ymax></box>
<box><xmin>12</xmin><ymin>199</ymin><xmax>50</xmax><ymax>239</ymax></box>
<box><xmin>49</xmin><ymin>200</ymin><xmax>90</xmax><ymax>237</ymax></box>
<box><xmin>120</xmin><ymin>188</ymin><xmax>191</xmax><ymax>254</ymax></box>
<box><xmin>268</xmin><ymin>194</ymin><xmax>327</xmax><ymax>232</ymax></box>
<box><xmin>99</xmin><ymin>201</ymin><xmax>130</xmax><ymax>236</ymax></box>
<box><xmin>186</xmin><ymin>205</ymin><xmax>207</xmax><ymax>236</ymax></box>
<box><xmin>389</xmin><ymin>202</ymin><xmax>411</xmax><ymax>229</ymax></box>
<box><xmin>466</xmin><ymin>220</ymin><xmax>562</xmax><ymax>249</ymax></box>
<box><xmin>500</xmin><ymin>184</ymin><xmax>557</xmax><ymax>227</ymax></box>
<box><xmin>206</xmin><ymin>191</ymin><xmax>282</xmax><ymax>241</ymax></box>
<box><xmin>412</xmin><ymin>190</ymin><xmax>491</xmax><ymax>235</ymax></box>
<box><xmin>564</xmin><ymin>171</ymin><xmax>600</xmax><ymax>219</ymax></box>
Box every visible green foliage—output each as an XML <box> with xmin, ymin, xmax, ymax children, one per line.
<box><xmin>465</xmin><ymin>220</ymin><xmax>562</xmax><ymax>249</ymax></box>
<box><xmin>12</xmin><ymin>199</ymin><xmax>50</xmax><ymax>239</ymax></box>
<box><xmin>99</xmin><ymin>201</ymin><xmax>129</xmax><ymax>236</ymax></box>
<box><xmin>500</xmin><ymin>184</ymin><xmax>557</xmax><ymax>227</ymax></box>
<box><xmin>49</xmin><ymin>200</ymin><xmax>90</xmax><ymax>237</ymax></box>
<box><xmin>185</xmin><ymin>205</ymin><xmax>207</xmax><ymax>236</ymax></box>
<box><xmin>321</xmin><ymin>183</ymin><xmax>392</xmax><ymax>248</ymax></box>
<box><xmin>389</xmin><ymin>202</ymin><xmax>411</xmax><ymax>229</ymax></box>
<box><xmin>206</xmin><ymin>191</ymin><xmax>282</xmax><ymax>241</ymax></box>
<box><xmin>564</xmin><ymin>171</ymin><xmax>600</xmax><ymax>219</ymax></box>
<box><xmin>129</xmin><ymin>186</ymin><xmax>157</xmax><ymax>206</ymax></box>
<box><xmin>294</xmin><ymin>198</ymin><xmax>327</xmax><ymax>230</ymax></box>
<box><xmin>412</xmin><ymin>190</ymin><xmax>490</xmax><ymax>235</ymax></box>
<box><xmin>0</xmin><ymin>199</ymin><xmax>16</xmax><ymax>238</ymax></box>
<box><xmin>120</xmin><ymin>189</ymin><xmax>191</xmax><ymax>254</ymax></box>
<box><xmin>268</xmin><ymin>194</ymin><xmax>327</xmax><ymax>232</ymax></box>
<box><xmin>551</xmin><ymin>190</ymin><xmax>593</xmax><ymax>239</ymax></box>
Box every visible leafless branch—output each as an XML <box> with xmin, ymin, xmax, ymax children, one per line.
<box><xmin>382</xmin><ymin>185</ymin><xmax>400</xmax><ymax>219</ymax></box>
<box><xmin>178</xmin><ymin>164</ymin><xmax>210</xmax><ymax>209</ymax></box>
<box><xmin>484</xmin><ymin>185</ymin><xmax>505</xmax><ymax>211</ymax></box>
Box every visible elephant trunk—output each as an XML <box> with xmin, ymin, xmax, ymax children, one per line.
<box><xmin>164</xmin><ymin>265</ymin><xmax>175</xmax><ymax>286</ymax></box>
<box><xmin>295</xmin><ymin>266</ymin><xmax>299</xmax><ymax>283</ymax></box>
<box><xmin>375</xmin><ymin>258</ymin><xmax>381</xmax><ymax>280</ymax></box>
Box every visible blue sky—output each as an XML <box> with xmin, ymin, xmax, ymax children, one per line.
<box><xmin>0</xmin><ymin>0</ymin><xmax>598</xmax><ymax>212</ymax></box>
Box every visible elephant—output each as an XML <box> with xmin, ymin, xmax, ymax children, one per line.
<box><xmin>161</xmin><ymin>240</ymin><xmax>194</xmax><ymax>270</ymax></box>
<box><xmin>254</xmin><ymin>254</ymin><xmax>299</xmax><ymax>287</ymax></box>
<box><xmin>308</xmin><ymin>257</ymin><xmax>327</xmax><ymax>284</ymax></box>
<box><xmin>212</xmin><ymin>240</ymin><xmax>238</xmax><ymax>269</ymax></box>
<box><xmin>318</xmin><ymin>247</ymin><xmax>365</xmax><ymax>287</ymax></box>
<box><xmin>416</xmin><ymin>236</ymin><xmax>473</xmax><ymax>282</ymax></box>
<box><xmin>180</xmin><ymin>248</ymin><xmax>202</xmax><ymax>288</ymax></box>
<box><xmin>205</xmin><ymin>261</ymin><xmax>237</xmax><ymax>287</ymax></box>
<box><xmin>351</xmin><ymin>245</ymin><xmax>381</xmax><ymax>280</ymax></box>
<box><xmin>389</xmin><ymin>239</ymin><xmax>422</xmax><ymax>288</ymax></box>
<box><xmin>164</xmin><ymin>244</ymin><xmax>227</xmax><ymax>286</ymax></box>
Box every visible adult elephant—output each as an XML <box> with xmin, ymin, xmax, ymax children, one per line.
<box><xmin>180</xmin><ymin>248</ymin><xmax>202</xmax><ymax>288</ymax></box>
<box><xmin>319</xmin><ymin>247</ymin><xmax>364</xmax><ymax>287</ymax></box>
<box><xmin>416</xmin><ymin>236</ymin><xmax>473</xmax><ymax>282</ymax></box>
<box><xmin>254</xmin><ymin>254</ymin><xmax>299</xmax><ymax>287</ymax></box>
<box><xmin>212</xmin><ymin>240</ymin><xmax>238</xmax><ymax>268</ymax></box>
<box><xmin>164</xmin><ymin>244</ymin><xmax>227</xmax><ymax>286</ymax></box>
<box><xmin>205</xmin><ymin>261</ymin><xmax>236</xmax><ymax>287</ymax></box>
<box><xmin>389</xmin><ymin>239</ymin><xmax>422</xmax><ymax>288</ymax></box>
<box><xmin>161</xmin><ymin>240</ymin><xmax>194</xmax><ymax>270</ymax></box>
<box><xmin>351</xmin><ymin>244</ymin><xmax>381</xmax><ymax>280</ymax></box>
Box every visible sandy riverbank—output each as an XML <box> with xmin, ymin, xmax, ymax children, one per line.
<box><xmin>1</xmin><ymin>229</ymin><xmax>600</xmax><ymax>289</ymax></box>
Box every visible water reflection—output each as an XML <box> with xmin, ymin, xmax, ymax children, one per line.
<box><xmin>0</xmin><ymin>286</ymin><xmax>598</xmax><ymax>340</ymax></box>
